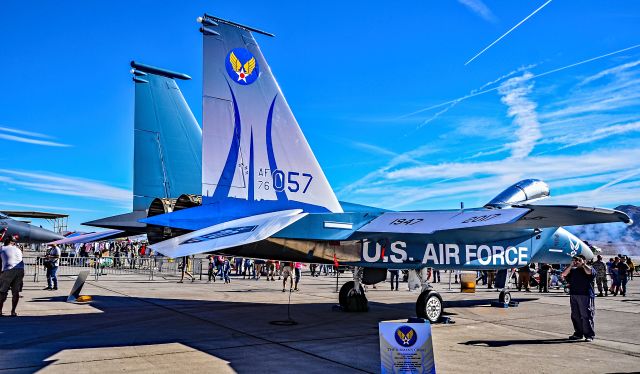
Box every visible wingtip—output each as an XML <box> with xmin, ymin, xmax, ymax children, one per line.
<box><xmin>613</xmin><ymin>209</ymin><xmax>633</xmax><ymax>225</ymax></box>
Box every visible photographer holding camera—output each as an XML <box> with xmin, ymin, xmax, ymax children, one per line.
<box><xmin>561</xmin><ymin>254</ymin><xmax>595</xmax><ymax>342</ymax></box>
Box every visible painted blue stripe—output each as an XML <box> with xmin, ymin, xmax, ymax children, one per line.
<box><xmin>248</xmin><ymin>129</ymin><xmax>255</xmax><ymax>201</ymax></box>
<box><xmin>265</xmin><ymin>95</ymin><xmax>287</xmax><ymax>202</ymax></box>
<box><xmin>211</xmin><ymin>83</ymin><xmax>242</xmax><ymax>202</ymax></box>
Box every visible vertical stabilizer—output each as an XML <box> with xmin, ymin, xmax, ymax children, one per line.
<box><xmin>199</xmin><ymin>15</ymin><xmax>342</xmax><ymax>214</ymax></box>
<box><xmin>131</xmin><ymin>62</ymin><xmax>202</xmax><ymax>211</ymax></box>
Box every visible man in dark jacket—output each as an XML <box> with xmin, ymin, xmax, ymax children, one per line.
<box><xmin>538</xmin><ymin>263</ymin><xmax>551</xmax><ymax>293</ymax></box>
<box><xmin>615</xmin><ymin>258</ymin><xmax>630</xmax><ymax>297</ymax></box>
<box><xmin>562</xmin><ymin>255</ymin><xmax>596</xmax><ymax>342</ymax></box>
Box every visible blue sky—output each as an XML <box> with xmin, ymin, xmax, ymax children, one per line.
<box><xmin>1</xmin><ymin>0</ymin><xmax>639</xmax><ymax>231</ymax></box>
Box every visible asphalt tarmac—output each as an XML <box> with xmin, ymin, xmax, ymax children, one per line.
<box><xmin>1</xmin><ymin>270</ymin><xmax>638</xmax><ymax>373</ymax></box>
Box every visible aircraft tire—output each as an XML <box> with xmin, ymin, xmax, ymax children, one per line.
<box><xmin>339</xmin><ymin>281</ymin><xmax>368</xmax><ymax>312</ymax></box>
<box><xmin>499</xmin><ymin>290</ymin><xmax>512</xmax><ymax>304</ymax></box>
<box><xmin>416</xmin><ymin>290</ymin><xmax>443</xmax><ymax>323</ymax></box>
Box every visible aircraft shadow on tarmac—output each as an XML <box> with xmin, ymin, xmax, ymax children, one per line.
<box><xmin>440</xmin><ymin>297</ymin><xmax>538</xmax><ymax>309</ymax></box>
<box><xmin>1</xmin><ymin>293</ymin><xmax>542</xmax><ymax>373</ymax></box>
<box><xmin>461</xmin><ymin>338</ymin><xmax>580</xmax><ymax>347</ymax></box>
<box><xmin>0</xmin><ymin>294</ymin><xmax>416</xmax><ymax>373</ymax></box>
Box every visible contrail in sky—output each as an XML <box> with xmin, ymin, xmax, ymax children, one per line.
<box><xmin>399</xmin><ymin>43</ymin><xmax>640</xmax><ymax>119</ymax></box>
<box><xmin>465</xmin><ymin>0</ymin><xmax>553</xmax><ymax>65</ymax></box>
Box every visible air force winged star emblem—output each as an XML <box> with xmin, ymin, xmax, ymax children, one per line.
<box><xmin>225</xmin><ymin>48</ymin><xmax>259</xmax><ymax>85</ymax></box>
<box><xmin>397</xmin><ymin>329</ymin><xmax>414</xmax><ymax>345</ymax></box>
<box><xmin>394</xmin><ymin>326</ymin><xmax>417</xmax><ymax>347</ymax></box>
<box><xmin>569</xmin><ymin>237</ymin><xmax>581</xmax><ymax>257</ymax></box>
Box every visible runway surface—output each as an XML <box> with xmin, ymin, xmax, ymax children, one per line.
<box><xmin>1</xmin><ymin>270</ymin><xmax>639</xmax><ymax>373</ymax></box>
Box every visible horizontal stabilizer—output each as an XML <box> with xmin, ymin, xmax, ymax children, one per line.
<box><xmin>83</xmin><ymin>210</ymin><xmax>147</xmax><ymax>232</ymax></box>
<box><xmin>131</xmin><ymin>61</ymin><xmax>192</xmax><ymax>80</ymax></box>
<box><xmin>49</xmin><ymin>229</ymin><xmax>125</xmax><ymax>245</ymax></box>
<box><xmin>150</xmin><ymin>209</ymin><xmax>306</xmax><ymax>258</ymax></box>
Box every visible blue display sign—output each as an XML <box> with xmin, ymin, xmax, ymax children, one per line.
<box><xmin>379</xmin><ymin>321</ymin><xmax>436</xmax><ymax>373</ymax></box>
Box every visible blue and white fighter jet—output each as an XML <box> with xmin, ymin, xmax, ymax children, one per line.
<box><xmin>143</xmin><ymin>14</ymin><xmax>632</xmax><ymax>322</ymax></box>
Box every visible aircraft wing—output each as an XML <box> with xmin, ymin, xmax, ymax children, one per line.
<box><xmin>357</xmin><ymin>205</ymin><xmax>630</xmax><ymax>234</ymax></box>
<box><xmin>48</xmin><ymin>229</ymin><xmax>126</xmax><ymax>245</ymax></box>
<box><xmin>495</xmin><ymin>204</ymin><xmax>632</xmax><ymax>229</ymax></box>
<box><xmin>149</xmin><ymin>209</ymin><xmax>306</xmax><ymax>258</ymax></box>
<box><xmin>357</xmin><ymin>208</ymin><xmax>529</xmax><ymax>234</ymax></box>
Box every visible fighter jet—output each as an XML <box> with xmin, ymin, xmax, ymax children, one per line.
<box><xmin>0</xmin><ymin>212</ymin><xmax>63</xmax><ymax>243</ymax></box>
<box><xmin>117</xmin><ymin>15</ymin><xmax>636</xmax><ymax>322</ymax></box>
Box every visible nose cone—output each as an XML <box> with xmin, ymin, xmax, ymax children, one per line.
<box><xmin>556</xmin><ymin>227</ymin><xmax>594</xmax><ymax>260</ymax></box>
<box><xmin>29</xmin><ymin>226</ymin><xmax>64</xmax><ymax>243</ymax></box>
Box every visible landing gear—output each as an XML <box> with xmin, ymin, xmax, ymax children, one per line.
<box><xmin>499</xmin><ymin>290</ymin><xmax>511</xmax><ymax>304</ymax></box>
<box><xmin>416</xmin><ymin>290</ymin><xmax>443</xmax><ymax>323</ymax></box>
<box><xmin>339</xmin><ymin>281</ymin><xmax>368</xmax><ymax>312</ymax></box>
<box><xmin>495</xmin><ymin>268</ymin><xmax>514</xmax><ymax>305</ymax></box>
<box><xmin>338</xmin><ymin>267</ymin><xmax>368</xmax><ymax>312</ymax></box>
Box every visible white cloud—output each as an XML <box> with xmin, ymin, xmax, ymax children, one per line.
<box><xmin>553</xmin><ymin>121</ymin><xmax>640</xmax><ymax>150</ymax></box>
<box><xmin>547</xmin><ymin>180</ymin><xmax>640</xmax><ymax>207</ymax></box>
<box><xmin>0</xmin><ymin>125</ymin><xmax>71</xmax><ymax>147</ymax></box>
<box><xmin>400</xmin><ymin>44</ymin><xmax>640</xmax><ymax>120</ymax></box>
<box><xmin>337</xmin><ymin>144</ymin><xmax>442</xmax><ymax>196</ymax></box>
<box><xmin>386</xmin><ymin>148</ymin><xmax>640</xmax><ymax>182</ymax></box>
<box><xmin>0</xmin><ymin>133</ymin><xmax>70</xmax><ymax>147</ymax></box>
<box><xmin>580</xmin><ymin>59</ymin><xmax>640</xmax><ymax>86</ymax></box>
<box><xmin>498</xmin><ymin>72</ymin><xmax>541</xmax><ymax>158</ymax></box>
<box><xmin>0</xmin><ymin>201</ymin><xmax>92</xmax><ymax>212</ymax></box>
<box><xmin>350</xmin><ymin>141</ymin><xmax>406</xmax><ymax>159</ymax></box>
<box><xmin>458</xmin><ymin>0</ymin><xmax>497</xmax><ymax>22</ymax></box>
<box><xmin>403</xmin><ymin>64</ymin><xmax>537</xmax><ymax>131</ymax></box>
<box><xmin>346</xmin><ymin>148</ymin><xmax>640</xmax><ymax>209</ymax></box>
<box><xmin>0</xmin><ymin>169</ymin><xmax>131</xmax><ymax>205</ymax></box>
<box><xmin>341</xmin><ymin>53</ymin><xmax>640</xmax><ymax>212</ymax></box>
<box><xmin>0</xmin><ymin>126</ymin><xmax>53</xmax><ymax>139</ymax></box>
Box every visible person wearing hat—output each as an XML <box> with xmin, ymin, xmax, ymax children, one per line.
<box><xmin>0</xmin><ymin>236</ymin><xmax>25</xmax><ymax>316</ymax></box>
<box><xmin>561</xmin><ymin>255</ymin><xmax>596</xmax><ymax>342</ymax></box>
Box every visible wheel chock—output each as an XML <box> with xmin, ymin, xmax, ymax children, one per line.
<box><xmin>491</xmin><ymin>301</ymin><xmax>509</xmax><ymax>308</ymax></box>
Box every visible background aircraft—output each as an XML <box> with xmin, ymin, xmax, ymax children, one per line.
<box><xmin>138</xmin><ymin>14</ymin><xmax>631</xmax><ymax>322</ymax></box>
<box><xmin>0</xmin><ymin>212</ymin><xmax>63</xmax><ymax>243</ymax></box>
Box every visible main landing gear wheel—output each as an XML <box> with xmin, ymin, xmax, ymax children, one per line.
<box><xmin>339</xmin><ymin>281</ymin><xmax>368</xmax><ymax>312</ymax></box>
<box><xmin>416</xmin><ymin>290</ymin><xmax>443</xmax><ymax>323</ymax></box>
<box><xmin>499</xmin><ymin>290</ymin><xmax>512</xmax><ymax>304</ymax></box>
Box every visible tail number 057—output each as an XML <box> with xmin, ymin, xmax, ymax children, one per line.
<box><xmin>272</xmin><ymin>171</ymin><xmax>313</xmax><ymax>193</ymax></box>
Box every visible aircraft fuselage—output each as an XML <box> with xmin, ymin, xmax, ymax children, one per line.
<box><xmin>0</xmin><ymin>217</ymin><xmax>63</xmax><ymax>243</ymax></box>
<box><xmin>219</xmin><ymin>212</ymin><xmax>591</xmax><ymax>270</ymax></box>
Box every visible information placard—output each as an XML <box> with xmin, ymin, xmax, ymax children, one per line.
<box><xmin>379</xmin><ymin>321</ymin><xmax>436</xmax><ymax>374</ymax></box>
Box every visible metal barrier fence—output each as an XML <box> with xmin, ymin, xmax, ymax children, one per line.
<box><xmin>22</xmin><ymin>256</ymin><xmax>342</xmax><ymax>283</ymax></box>
<box><xmin>23</xmin><ymin>256</ymin><xmax>189</xmax><ymax>282</ymax></box>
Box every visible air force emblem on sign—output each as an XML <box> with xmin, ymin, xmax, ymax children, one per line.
<box><xmin>394</xmin><ymin>326</ymin><xmax>418</xmax><ymax>347</ymax></box>
<box><xmin>226</xmin><ymin>48</ymin><xmax>259</xmax><ymax>85</ymax></box>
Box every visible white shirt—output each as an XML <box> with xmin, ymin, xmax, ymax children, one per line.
<box><xmin>47</xmin><ymin>246</ymin><xmax>61</xmax><ymax>266</ymax></box>
<box><xmin>0</xmin><ymin>244</ymin><xmax>24</xmax><ymax>271</ymax></box>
